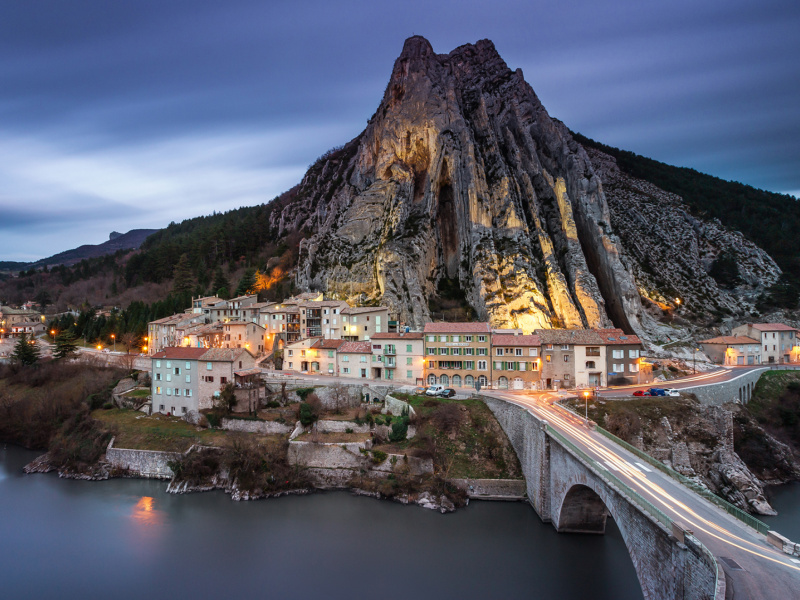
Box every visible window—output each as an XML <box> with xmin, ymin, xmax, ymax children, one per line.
<box><xmin>529</xmin><ymin>348</ymin><xmax>538</xmax><ymax>357</ymax></box>
<box><xmin>182</xmin><ymin>407</ymin><xmax>187</xmax><ymax>414</ymax></box>
<box><xmin>477</xmin><ymin>348</ymin><xmax>487</xmax><ymax>356</ymax></box>
<box><xmin>185</xmin><ymin>375</ymin><xmax>191</xmax><ymax>383</ymax></box>
<box><xmin>628</xmin><ymin>349</ymin><xmax>639</xmax><ymax>359</ymax></box>
<box><xmin>427</xmin><ymin>335</ymin><xmax>435</xmax><ymax>342</ymax></box>
<box><xmin>586</xmin><ymin>347</ymin><xmax>600</xmax><ymax>356</ymax></box>
<box><xmin>561</xmin><ymin>345</ymin><xmax>570</xmax><ymax>351</ymax></box>
<box><xmin>156</xmin><ymin>360</ymin><xmax>161</xmax><ymax>368</ymax></box>
<box><xmin>406</xmin><ymin>357</ymin><xmax>412</xmax><ymax>365</ymax></box>
<box><xmin>439</xmin><ymin>347</ymin><xmax>448</xmax><ymax>355</ymax></box>
<box><xmin>613</xmin><ymin>364</ymin><xmax>624</xmax><ymax>373</ymax></box>
<box><xmin>452</xmin><ymin>348</ymin><xmax>461</xmax><ymax>356</ymax></box>
<box><xmin>427</xmin><ymin>348</ymin><xmax>436</xmax><ymax>355</ymax></box>
<box><xmin>478</xmin><ymin>360</ymin><xmax>487</xmax><ymax>370</ymax></box>
<box><xmin>478</xmin><ymin>336</ymin><xmax>486</xmax><ymax>342</ymax></box>
<box><xmin>343</xmin><ymin>367</ymin><xmax>350</xmax><ymax>374</ymax></box>
<box><xmin>407</xmin><ymin>370</ymin><xmax>412</xmax><ymax>378</ymax></box>
<box><xmin>166</xmin><ymin>388</ymin><xmax>172</xmax><ymax>396</ymax></box>
<box><xmin>546</xmin><ymin>355</ymin><xmax>552</xmax><ymax>362</ymax></box>
<box><xmin>288</xmin><ymin>350</ymin><xmax>293</xmax><ymax>357</ymax></box>
<box><xmin>545</xmin><ymin>344</ymin><xmax>553</xmax><ymax>350</ymax></box>
<box><xmin>496</xmin><ymin>348</ymin><xmax>504</xmax><ymax>356</ymax></box>
<box><xmin>328</xmin><ymin>350</ymin><xmax>334</xmax><ymax>358</ymax></box>
<box><xmin>185</xmin><ymin>362</ymin><xmax>191</xmax><ymax>370</ymax></box>
<box><xmin>564</xmin><ymin>374</ymin><xmax>570</xmax><ymax>381</ymax></box>
<box><xmin>360</xmin><ymin>355</ymin><xmax>367</xmax><ymax>363</ymax></box>
<box><xmin>160</xmin><ymin>404</ymin><xmax>165</xmax><ymax>411</ymax></box>
<box><xmin>586</xmin><ymin>361</ymin><xmax>596</xmax><ymax>369</ymax></box>
<box><xmin>464</xmin><ymin>361</ymin><xmax>475</xmax><ymax>370</ymax></box>
<box><xmin>166</xmin><ymin>374</ymin><xmax>172</xmax><ymax>382</ymax></box>
<box><xmin>452</xmin><ymin>336</ymin><xmax>460</xmax><ymax>342</ymax></box>
<box><xmin>406</xmin><ymin>344</ymin><xmax>412</xmax><ymax>352</ymax></box>
<box><xmin>515</xmin><ymin>348</ymin><xmax>522</xmax><ymax>356</ymax></box>
<box><xmin>288</xmin><ymin>362</ymin><xmax>293</xmax><ymax>369</ymax></box>
<box><xmin>630</xmin><ymin>363</ymin><xmax>640</xmax><ymax>373</ymax></box>
<box><xmin>478</xmin><ymin>375</ymin><xmax>488</xmax><ymax>387</ymax></box>
<box><xmin>563</xmin><ymin>355</ymin><xmax>570</xmax><ymax>362</ymax></box>
<box><xmin>220</xmin><ymin>377</ymin><xmax>227</xmax><ymax>384</ymax></box>
<box><xmin>156</xmin><ymin>386</ymin><xmax>162</xmax><ymax>394</ymax></box>
<box><xmin>465</xmin><ymin>336</ymin><xmax>472</xmax><ymax>342</ymax></box>
<box><xmin>465</xmin><ymin>348</ymin><xmax>474</xmax><ymax>356</ymax></box>
<box><xmin>343</xmin><ymin>355</ymin><xmax>349</xmax><ymax>362</ymax></box>
<box><xmin>207</xmin><ymin>362</ymin><xmax>212</xmax><ymax>370</ymax></box>
<box><xmin>166</xmin><ymin>361</ymin><xmax>172</xmax><ymax>369</ymax></box>
<box><xmin>205</xmin><ymin>376</ymin><xmax>214</xmax><ymax>383</ymax></box>
<box><xmin>156</xmin><ymin>373</ymin><xmax>162</xmax><ymax>381</ymax></box>
<box><xmin>612</xmin><ymin>349</ymin><xmax>624</xmax><ymax>359</ymax></box>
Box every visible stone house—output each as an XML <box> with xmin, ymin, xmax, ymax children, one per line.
<box><xmin>699</xmin><ymin>336</ymin><xmax>762</xmax><ymax>366</ymax></box>
<box><xmin>10</xmin><ymin>321</ymin><xmax>46</xmax><ymax>338</ymax></box>
<box><xmin>536</xmin><ymin>329</ymin><xmax>606</xmax><ymax>389</ymax></box>
<box><xmin>595</xmin><ymin>329</ymin><xmax>648</xmax><ymax>384</ymax></box>
<box><xmin>208</xmin><ymin>294</ymin><xmax>259</xmax><ymax>323</ymax></box>
<box><xmin>341</xmin><ymin>306</ymin><xmax>390</xmax><ymax>341</ymax></box>
<box><xmin>370</xmin><ymin>332</ymin><xmax>425</xmax><ymax>384</ymax></box>
<box><xmin>150</xmin><ymin>347</ymin><xmax>255</xmax><ymax>415</ymax></box>
<box><xmin>731</xmin><ymin>323</ymin><xmax>799</xmax><ymax>364</ymax></box>
<box><xmin>309</xmin><ymin>338</ymin><xmax>346</xmax><ymax>375</ymax></box>
<box><xmin>336</xmin><ymin>341</ymin><xmax>373</xmax><ymax>379</ymax></box>
<box><xmin>259</xmin><ymin>303</ymin><xmax>301</xmax><ymax>343</ymax></box>
<box><xmin>490</xmin><ymin>333</ymin><xmax>541</xmax><ymax>390</ymax></box>
<box><xmin>297</xmin><ymin>300</ymin><xmax>350</xmax><ymax>339</ymax></box>
<box><xmin>190</xmin><ymin>295</ymin><xmax>223</xmax><ymax>316</ymax></box>
<box><xmin>0</xmin><ymin>306</ymin><xmax>43</xmax><ymax>337</ymax></box>
<box><xmin>423</xmin><ymin>322</ymin><xmax>491</xmax><ymax>389</ymax></box>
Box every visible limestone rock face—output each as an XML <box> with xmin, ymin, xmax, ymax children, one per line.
<box><xmin>272</xmin><ymin>36</ymin><xmax>643</xmax><ymax>331</ymax></box>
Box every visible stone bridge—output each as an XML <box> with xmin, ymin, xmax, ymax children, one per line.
<box><xmin>483</xmin><ymin>396</ymin><xmax>723</xmax><ymax>600</ymax></box>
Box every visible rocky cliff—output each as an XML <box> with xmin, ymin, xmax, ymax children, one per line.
<box><xmin>272</xmin><ymin>36</ymin><xmax>643</xmax><ymax>332</ymax></box>
<box><xmin>271</xmin><ymin>36</ymin><xmax>780</xmax><ymax>335</ymax></box>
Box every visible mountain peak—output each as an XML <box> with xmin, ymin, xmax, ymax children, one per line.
<box><xmin>399</xmin><ymin>35</ymin><xmax>434</xmax><ymax>60</ymax></box>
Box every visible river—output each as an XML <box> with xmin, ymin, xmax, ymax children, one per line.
<box><xmin>0</xmin><ymin>445</ymin><xmax>646</xmax><ymax>600</ymax></box>
<box><xmin>764</xmin><ymin>482</ymin><xmax>800</xmax><ymax>541</ymax></box>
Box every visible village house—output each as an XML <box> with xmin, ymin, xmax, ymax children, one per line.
<box><xmin>182</xmin><ymin>322</ymin><xmax>224</xmax><ymax>349</ymax></box>
<box><xmin>490</xmin><ymin>333</ymin><xmax>541</xmax><ymax>390</ymax></box>
<box><xmin>535</xmin><ymin>329</ymin><xmax>606</xmax><ymax>389</ymax></box>
<box><xmin>336</xmin><ymin>340</ymin><xmax>373</xmax><ymax>379</ymax></box>
<box><xmin>341</xmin><ymin>306</ymin><xmax>390</xmax><ymax>341</ymax></box>
<box><xmin>147</xmin><ymin>313</ymin><xmax>205</xmax><ymax>354</ymax></box>
<box><xmin>219</xmin><ymin>320</ymin><xmax>266</xmax><ymax>355</ymax></box>
<box><xmin>259</xmin><ymin>303</ymin><xmax>301</xmax><ymax>343</ymax></box>
<box><xmin>370</xmin><ymin>332</ymin><xmax>425</xmax><ymax>384</ymax></box>
<box><xmin>0</xmin><ymin>306</ymin><xmax>43</xmax><ymax>337</ymax></box>
<box><xmin>190</xmin><ymin>295</ymin><xmax>223</xmax><ymax>316</ymax></box>
<box><xmin>283</xmin><ymin>337</ymin><xmax>323</xmax><ymax>372</ymax></box>
<box><xmin>595</xmin><ymin>329</ymin><xmax>649</xmax><ymax>384</ymax></box>
<box><xmin>10</xmin><ymin>321</ymin><xmax>46</xmax><ymax>338</ymax></box>
<box><xmin>731</xmin><ymin>323</ymin><xmax>799</xmax><ymax>364</ymax></box>
<box><xmin>424</xmin><ymin>322</ymin><xmax>491</xmax><ymax>389</ymax></box>
<box><xmin>310</xmin><ymin>338</ymin><xmax>346</xmax><ymax>375</ymax></box>
<box><xmin>150</xmin><ymin>347</ymin><xmax>255</xmax><ymax>415</ymax></box>
<box><xmin>699</xmin><ymin>336</ymin><xmax>762</xmax><ymax>366</ymax></box>
<box><xmin>297</xmin><ymin>300</ymin><xmax>350</xmax><ymax>339</ymax></box>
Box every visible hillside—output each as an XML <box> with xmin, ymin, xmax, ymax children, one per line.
<box><xmin>2</xmin><ymin>36</ymin><xmax>798</xmax><ymax>327</ymax></box>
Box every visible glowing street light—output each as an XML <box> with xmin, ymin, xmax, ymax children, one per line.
<box><xmin>674</xmin><ymin>298</ymin><xmax>681</xmax><ymax>306</ymax></box>
<box><xmin>111</xmin><ymin>333</ymin><xmax>116</xmax><ymax>352</ymax></box>
<box><xmin>97</xmin><ymin>345</ymin><xmax>102</xmax><ymax>351</ymax></box>
<box><xmin>583</xmin><ymin>390</ymin><xmax>590</xmax><ymax>420</ymax></box>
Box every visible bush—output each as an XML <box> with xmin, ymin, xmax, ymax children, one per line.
<box><xmin>205</xmin><ymin>412</ymin><xmax>221</xmax><ymax>428</ymax></box>
<box><xmin>102</xmin><ymin>402</ymin><xmax>114</xmax><ymax>410</ymax></box>
<box><xmin>298</xmin><ymin>403</ymin><xmax>317</xmax><ymax>427</ymax></box>
<box><xmin>388</xmin><ymin>418</ymin><xmax>408</xmax><ymax>443</ymax></box>
<box><xmin>371</xmin><ymin>450</ymin><xmax>388</xmax><ymax>464</ymax></box>
<box><xmin>432</xmin><ymin>403</ymin><xmax>462</xmax><ymax>433</ymax></box>
<box><xmin>605</xmin><ymin>409</ymin><xmax>642</xmax><ymax>443</ymax></box>
<box><xmin>266</xmin><ymin>401</ymin><xmax>280</xmax><ymax>408</ymax></box>
<box><xmin>345</xmin><ymin>427</ymin><xmax>354</xmax><ymax>434</ymax></box>
<box><xmin>295</xmin><ymin>387</ymin><xmax>315</xmax><ymax>402</ymax></box>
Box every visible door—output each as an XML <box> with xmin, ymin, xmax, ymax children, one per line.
<box><xmin>360</xmin><ymin>368</ymin><xmax>366</xmax><ymax>378</ymax></box>
<box><xmin>513</xmin><ymin>377</ymin><xmax>524</xmax><ymax>390</ymax></box>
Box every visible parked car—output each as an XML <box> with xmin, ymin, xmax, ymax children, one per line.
<box><xmin>648</xmin><ymin>388</ymin><xmax>666</xmax><ymax>396</ymax></box>
<box><xmin>663</xmin><ymin>388</ymin><xmax>681</xmax><ymax>397</ymax></box>
<box><xmin>425</xmin><ymin>385</ymin><xmax>445</xmax><ymax>396</ymax></box>
<box><xmin>632</xmin><ymin>390</ymin><xmax>647</xmax><ymax>396</ymax></box>
<box><xmin>437</xmin><ymin>388</ymin><xmax>456</xmax><ymax>398</ymax></box>
<box><xmin>413</xmin><ymin>386</ymin><xmax>427</xmax><ymax>395</ymax></box>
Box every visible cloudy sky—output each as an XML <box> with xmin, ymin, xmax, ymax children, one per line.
<box><xmin>1</xmin><ymin>0</ymin><xmax>798</xmax><ymax>261</ymax></box>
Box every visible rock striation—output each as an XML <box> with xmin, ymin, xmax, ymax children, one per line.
<box><xmin>272</xmin><ymin>36</ymin><xmax>643</xmax><ymax>332</ymax></box>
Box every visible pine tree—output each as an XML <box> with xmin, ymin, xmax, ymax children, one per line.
<box><xmin>172</xmin><ymin>253</ymin><xmax>194</xmax><ymax>296</ymax></box>
<box><xmin>11</xmin><ymin>332</ymin><xmax>40</xmax><ymax>366</ymax></box>
<box><xmin>212</xmin><ymin>267</ymin><xmax>229</xmax><ymax>299</ymax></box>
<box><xmin>235</xmin><ymin>268</ymin><xmax>257</xmax><ymax>297</ymax></box>
<box><xmin>53</xmin><ymin>331</ymin><xmax>79</xmax><ymax>360</ymax></box>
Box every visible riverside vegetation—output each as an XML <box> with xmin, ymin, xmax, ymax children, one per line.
<box><xmin>1</xmin><ymin>360</ymin><xmax>521</xmax><ymax>509</ymax></box>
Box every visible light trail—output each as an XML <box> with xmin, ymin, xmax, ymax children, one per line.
<box><xmin>495</xmin><ymin>392</ymin><xmax>800</xmax><ymax>574</ymax></box>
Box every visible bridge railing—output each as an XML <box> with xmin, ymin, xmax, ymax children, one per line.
<box><xmin>594</xmin><ymin>425</ymin><xmax>770</xmax><ymax>536</ymax></box>
<box><xmin>545</xmin><ymin>424</ymin><xmax>721</xmax><ymax>600</ymax></box>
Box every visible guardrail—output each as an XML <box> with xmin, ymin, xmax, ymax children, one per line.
<box><xmin>545</xmin><ymin>424</ymin><xmax>721</xmax><ymax>599</ymax></box>
<box><xmin>595</xmin><ymin>426</ymin><xmax>770</xmax><ymax>535</ymax></box>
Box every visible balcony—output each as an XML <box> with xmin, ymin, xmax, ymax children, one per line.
<box><xmin>383</xmin><ymin>346</ymin><xmax>396</xmax><ymax>356</ymax></box>
<box><xmin>385</xmin><ymin>358</ymin><xmax>396</xmax><ymax>368</ymax></box>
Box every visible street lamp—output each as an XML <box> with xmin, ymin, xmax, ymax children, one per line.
<box><xmin>111</xmin><ymin>334</ymin><xmax>116</xmax><ymax>352</ymax></box>
<box><xmin>693</xmin><ymin>347</ymin><xmax>699</xmax><ymax>374</ymax></box>
<box><xmin>583</xmin><ymin>390</ymin><xmax>590</xmax><ymax>420</ymax></box>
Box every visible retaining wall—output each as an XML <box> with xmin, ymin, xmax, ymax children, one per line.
<box><xmin>450</xmin><ymin>478</ymin><xmax>526</xmax><ymax>500</ymax></box>
<box><xmin>221</xmin><ymin>418</ymin><xmax>293</xmax><ymax>435</ymax></box>
<box><xmin>104</xmin><ymin>437</ymin><xmax>180</xmax><ymax>479</ymax></box>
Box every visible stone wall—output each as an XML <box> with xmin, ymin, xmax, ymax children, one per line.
<box><xmin>383</xmin><ymin>395</ymin><xmax>416</xmax><ymax>417</ymax></box>
<box><xmin>450</xmin><ymin>478</ymin><xmax>526</xmax><ymax>500</ymax></box>
<box><xmin>316</xmin><ymin>420</ymin><xmax>371</xmax><ymax>434</ymax></box>
<box><xmin>681</xmin><ymin>368</ymin><xmax>766</xmax><ymax>405</ymax></box>
<box><xmin>221</xmin><ymin>417</ymin><xmax>293</xmax><ymax>435</ymax></box>
<box><xmin>104</xmin><ymin>437</ymin><xmax>180</xmax><ymax>479</ymax></box>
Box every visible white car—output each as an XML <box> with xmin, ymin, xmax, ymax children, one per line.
<box><xmin>664</xmin><ymin>388</ymin><xmax>681</xmax><ymax>397</ymax></box>
<box><xmin>425</xmin><ymin>385</ymin><xmax>445</xmax><ymax>396</ymax></box>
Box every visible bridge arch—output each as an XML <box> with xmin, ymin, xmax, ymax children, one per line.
<box><xmin>557</xmin><ymin>483</ymin><xmax>608</xmax><ymax>534</ymax></box>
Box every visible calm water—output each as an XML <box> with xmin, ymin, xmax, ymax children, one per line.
<box><xmin>0</xmin><ymin>445</ymin><xmax>643</xmax><ymax>600</ymax></box>
<box><xmin>764</xmin><ymin>482</ymin><xmax>800</xmax><ymax>541</ymax></box>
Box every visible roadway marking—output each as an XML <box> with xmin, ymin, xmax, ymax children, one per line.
<box><xmin>597</xmin><ymin>464</ymin><xmax>608</xmax><ymax>470</ymax></box>
<box><xmin>604</xmin><ymin>461</ymin><xmax>620</xmax><ymax>471</ymax></box>
<box><xmin>635</xmin><ymin>462</ymin><xmax>653</xmax><ymax>472</ymax></box>
<box><xmin>791</xmin><ymin>559</ymin><xmax>800</xmax><ymax>564</ymax></box>
<box><xmin>628</xmin><ymin>462</ymin><xmax>642</xmax><ymax>472</ymax></box>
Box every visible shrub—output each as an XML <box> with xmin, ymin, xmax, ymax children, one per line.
<box><xmin>371</xmin><ymin>450</ymin><xmax>388</xmax><ymax>464</ymax></box>
<box><xmin>295</xmin><ymin>387</ymin><xmax>315</xmax><ymax>402</ymax></box>
<box><xmin>102</xmin><ymin>402</ymin><xmax>114</xmax><ymax>410</ymax></box>
<box><xmin>205</xmin><ymin>412</ymin><xmax>221</xmax><ymax>428</ymax></box>
<box><xmin>345</xmin><ymin>427</ymin><xmax>354</xmax><ymax>434</ymax></box>
<box><xmin>298</xmin><ymin>403</ymin><xmax>318</xmax><ymax>427</ymax></box>
<box><xmin>388</xmin><ymin>419</ymin><xmax>408</xmax><ymax>443</ymax></box>
<box><xmin>605</xmin><ymin>409</ymin><xmax>642</xmax><ymax>443</ymax></box>
<box><xmin>432</xmin><ymin>403</ymin><xmax>462</xmax><ymax>433</ymax></box>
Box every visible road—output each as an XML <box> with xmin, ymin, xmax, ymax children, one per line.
<box><xmin>488</xmin><ymin>388</ymin><xmax>800</xmax><ymax>599</ymax></box>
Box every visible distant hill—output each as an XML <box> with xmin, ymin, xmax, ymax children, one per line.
<box><xmin>0</xmin><ymin>261</ymin><xmax>31</xmax><ymax>272</ymax></box>
<box><xmin>14</xmin><ymin>229</ymin><xmax>158</xmax><ymax>271</ymax></box>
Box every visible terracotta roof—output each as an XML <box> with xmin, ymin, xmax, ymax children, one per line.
<box><xmin>342</xmin><ymin>306</ymin><xmax>388</xmax><ymax>314</ymax></box>
<box><xmin>152</xmin><ymin>347</ymin><xmax>208</xmax><ymax>360</ymax></box>
<box><xmin>424</xmin><ymin>322</ymin><xmax>491</xmax><ymax>333</ymax></box>
<box><xmin>370</xmin><ymin>332</ymin><xmax>424</xmax><ymax>340</ymax></box>
<box><xmin>594</xmin><ymin>329</ymin><xmax>643</xmax><ymax>345</ymax></box>
<box><xmin>700</xmin><ymin>336</ymin><xmax>760</xmax><ymax>345</ymax></box>
<box><xmin>150</xmin><ymin>313</ymin><xmax>199</xmax><ymax>326</ymax></box>
<box><xmin>535</xmin><ymin>329</ymin><xmax>604</xmax><ymax>345</ymax></box>
<box><xmin>337</xmin><ymin>341</ymin><xmax>373</xmax><ymax>353</ymax></box>
<box><xmin>492</xmin><ymin>334</ymin><xmax>540</xmax><ymax>346</ymax></box>
<box><xmin>234</xmin><ymin>368</ymin><xmax>262</xmax><ymax>377</ymax></box>
<box><xmin>748</xmin><ymin>323</ymin><xmax>799</xmax><ymax>332</ymax></box>
<box><xmin>310</xmin><ymin>338</ymin><xmax>346</xmax><ymax>350</ymax></box>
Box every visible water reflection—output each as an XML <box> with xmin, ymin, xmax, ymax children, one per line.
<box><xmin>132</xmin><ymin>496</ymin><xmax>162</xmax><ymax>527</ymax></box>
